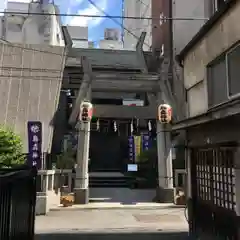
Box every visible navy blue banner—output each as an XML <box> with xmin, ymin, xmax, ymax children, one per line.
<box><xmin>128</xmin><ymin>136</ymin><xmax>135</xmax><ymax>162</ymax></box>
<box><xmin>27</xmin><ymin>121</ymin><xmax>42</xmax><ymax>169</ymax></box>
<box><xmin>142</xmin><ymin>134</ymin><xmax>151</xmax><ymax>151</ymax></box>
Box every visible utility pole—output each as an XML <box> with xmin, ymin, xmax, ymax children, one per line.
<box><xmin>74</xmin><ymin>101</ymin><xmax>92</xmax><ymax>204</ymax></box>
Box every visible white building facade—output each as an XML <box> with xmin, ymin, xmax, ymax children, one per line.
<box><xmin>0</xmin><ymin>1</ymin><xmax>66</xmax><ymax>152</ymax></box>
<box><xmin>123</xmin><ymin>0</ymin><xmax>152</xmax><ymax>51</ymax></box>
<box><xmin>0</xmin><ymin>1</ymin><xmax>64</xmax><ymax>46</ymax></box>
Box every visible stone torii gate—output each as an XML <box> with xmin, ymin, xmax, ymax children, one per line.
<box><xmin>67</xmin><ymin>32</ymin><xmax>157</xmax><ymax>124</ymax></box>
<box><xmin>63</xmin><ymin>30</ymin><xmax>174</xmax><ymax>203</ymax></box>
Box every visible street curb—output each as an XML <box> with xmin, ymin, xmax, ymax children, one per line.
<box><xmin>36</xmin><ymin>228</ymin><xmax>189</xmax><ymax>234</ymax></box>
<box><xmin>49</xmin><ymin>204</ymin><xmax>185</xmax><ymax>212</ymax></box>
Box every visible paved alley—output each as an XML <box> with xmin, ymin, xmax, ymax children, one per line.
<box><xmin>35</xmin><ymin>206</ymin><xmax>188</xmax><ymax>240</ymax></box>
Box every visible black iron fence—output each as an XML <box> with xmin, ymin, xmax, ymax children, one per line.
<box><xmin>0</xmin><ymin>165</ymin><xmax>37</xmax><ymax>240</ymax></box>
<box><xmin>189</xmin><ymin>144</ymin><xmax>240</xmax><ymax>239</ymax></box>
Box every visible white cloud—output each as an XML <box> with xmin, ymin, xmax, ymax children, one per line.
<box><xmin>55</xmin><ymin>0</ymin><xmax>84</xmax><ymax>16</ymax></box>
<box><xmin>69</xmin><ymin>0</ymin><xmax>107</xmax><ymax>28</ymax></box>
<box><xmin>69</xmin><ymin>0</ymin><xmax>84</xmax><ymax>7</ymax></box>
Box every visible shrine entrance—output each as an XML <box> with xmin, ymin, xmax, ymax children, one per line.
<box><xmin>89</xmin><ymin>131</ymin><xmax>125</xmax><ymax>172</ymax></box>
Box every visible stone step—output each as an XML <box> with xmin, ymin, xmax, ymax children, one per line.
<box><xmin>89</xmin><ymin>176</ymin><xmax>130</xmax><ymax>188</ymax></box>
<box><xmin>89</xmin><ymin>169</ymin><xmax>122</xmax><ymax>172</ymax></box>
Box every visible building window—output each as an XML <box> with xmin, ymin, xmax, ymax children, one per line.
<box><xmin>227</xmin><ymin>45</ymin><xmax>240</xmax><ymax>97</ymax></box>
<box><xmin>207</xmin><ymin>56</ymin><xmax>228</xmax><ymax>107</ymax></box>
<box><xmin>207</xmin><ymin>44</ymin><xmax>240</xmax><ymax>107</ymax></box>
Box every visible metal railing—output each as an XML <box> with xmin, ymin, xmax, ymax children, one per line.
<box><xmin>0</xmin><ymin>165</ymin><xmax>37</xmax><ymax>240</ymax></box>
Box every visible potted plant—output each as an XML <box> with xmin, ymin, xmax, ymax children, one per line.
<box><xmin>56</xmin><ymin>148</ymin><xmax>76</xmax><ymax>206</ymax></box>
<box><xmin>134</xmin><ymin>146</ymin><xmax>158</xmax><ymax>188</ymax></box>
<box><xmin>61</xmin><ymin>194</ymin><xmax>74</xmax><ymax>207</ymax></box>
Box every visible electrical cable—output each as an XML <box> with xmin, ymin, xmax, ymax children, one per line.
<box><xmin>0</xmin><ymin>21</ymin><xmax>150</xmax><ymax>60</ymax></box>
<box><xmin>87</xmin><ymin>0</ymin><xmax>151</xmax><ymax>48</ymax></box>
<box><xmin>0</xmin><ymin>6</ymin><xmax>207</xmax><ymax>57</ymax></box>
<box><xmin>0</xmin><ymin>11</ymin><xmax>209</xmax><ymax>21</ymax></box>
<box><xmin>0</xmin><ymin>2</ymin><xmax>208</xmax><ymax>55</ymax></box>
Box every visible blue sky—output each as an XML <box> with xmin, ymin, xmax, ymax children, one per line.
<box><xmin>55</xmin><ymin>0</ymin><xmax>123</xmax><ymax>43</ymax></box>
<box><xmin>0</xmin><ymin>0</ymin><xmax>123</xmax><ymax>43</ymax></box>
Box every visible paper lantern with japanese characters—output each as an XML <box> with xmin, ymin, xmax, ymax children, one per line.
<box><xmin>158</xmin><ymin>104</ymin><xmax>172</xmax><ymax>123</ymax></box>
<box><xmin>79</xmin><ymin>101</ymin><xmax>93</xmax><ymax>122</ymax></box>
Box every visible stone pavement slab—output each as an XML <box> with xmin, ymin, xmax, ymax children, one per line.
<box><xmin>51</xmin><ymin>202</ymin><xmax>184</xmax><ymax>211</ymax></box>
<box><xmin>36</xmin><ymin>186</ymin><xmax>188</xmax><ymax>239</ymax></box>
<box><xmin>35</xmin><ymin>208</ymin><xmax>188</xmax><ymax>234</ymax></box>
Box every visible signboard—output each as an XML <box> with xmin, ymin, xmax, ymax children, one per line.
<box><xmin>134</xmin><ymin>135</ymin><xmax>141</xmax><ymax>162</ymax></box>
<box><xmin>128</xmin><ymin>134</ymin><xmax>152</xmax><ymax>162</ymax></box>
<box><xmin>142</xmin><ymin>134</ymin><xmax>151</xmax><ymax>151</ymax></box>
<box><xmin>27</xmin><ymin>121</ymin><xmax>42</xmax><ymax>169</ymax></box>
<box><xmin>122</xmin><ymin>99</ymin><xmax>144</xmax><ymax>106</ymax></box>
<box><xmin>127</xmin><ymin>164</ymin><xmax>138</xmax><ymax>172</ymax></box>
<box><xmin>128</xmin><ymin>136</ymin><xmax>135</xmax><ymax>162</ymax></box>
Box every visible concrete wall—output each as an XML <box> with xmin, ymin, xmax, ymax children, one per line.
<box><xmin>183</xmin><ymin>1</ymin><xmax>240</xmax><ymax>117</ymax></box>
<box><xmin>0</xmin><ymin>42</ymin><xmax>66</xmax><ymax>152</ymax></box>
